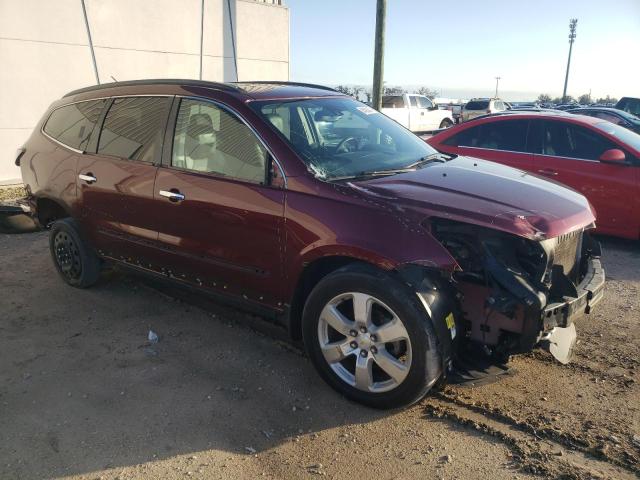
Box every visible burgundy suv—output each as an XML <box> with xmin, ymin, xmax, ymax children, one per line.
<box><xmin>17</xmin><ymin>80</ymin><xmax>604</xmax><ymax>408</ymax></box>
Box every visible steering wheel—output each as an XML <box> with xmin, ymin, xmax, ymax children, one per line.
<box><xmin>335</xmin><ymin>136</ymin><xmax>359</xmax><ymax>154</ymax></box>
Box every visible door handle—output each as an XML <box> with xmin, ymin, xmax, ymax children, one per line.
<box><xmin>537</xmin><ymin>169</ymin><xmax>558</xmax><ymax>177</ymax></box>
<box><xmin>420</xmin><ymin>111</ymin><xmax>425</xmax><ymax>115</ymax></box>
<box><xmin>79</xmin><ymin>173</ymin><xmax>97</xmax><ymax>183</ymax></box>
<box><xmin>159</xmin><ymin>190</ymin><xmax>185</xmax><ymax>202</ymax></box>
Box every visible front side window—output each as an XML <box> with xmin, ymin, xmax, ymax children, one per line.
<box><xmin>43</xmin><ymin>100</ymin><xmax>105</xmax><ymax>151</ymax></box>
<box><xmin>417</xmin><ymin>96</ymin><xmax>433</xmax><ymax>109</ymax></box>
<box><xmin>251</xmin><ymin>97</ymin><xmax>438</xmax><ymax>181</ymax></box>
<box><xmin>97</xmin><ymin>97</ymin><xmax>170</xmax><ymax>162</ymax></box>
<box><xmin>171</xmin><ymin>99</ymin><xmax>267</xmax><ymax>183</ymax></box>
<box><xmin>542</xmin><ymin>121</ymin><xmax>616</xmax><ymax>160</ymax></box>
<box><xmin>443</xmin><ymin>120</ymin><xmax>528</xmax><ymax>152</ymax></box>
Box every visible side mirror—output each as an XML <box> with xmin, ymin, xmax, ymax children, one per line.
<box><xmin>429</xmin><ymin>104</ymin><xmax>438</xmax><ymax>111</ymax></box>
<box><xmin>599</xmin><ymin>148</ymin><xmax>626</xmax><ymax>164</ymax></box>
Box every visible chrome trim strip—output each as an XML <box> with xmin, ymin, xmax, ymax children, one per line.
<box><xmin>460</xmin><ymin>145</ymin><xmax>600</xmax><ymax>163</ymax></box>
<box><xmin>41</xmin><ymin>127</ymin><xmax>84</xmax><ymax>154</ymax></box>
<box><xmin>176</xmin><ymin>95</ymin><xmax>288</xmax><ymax>188</ymax></box>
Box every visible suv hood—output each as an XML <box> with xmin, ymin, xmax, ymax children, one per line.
<box><xmin>351</xmin><ymin>156</ymin><xmax>595</xmax><ymax>240</ymax></box>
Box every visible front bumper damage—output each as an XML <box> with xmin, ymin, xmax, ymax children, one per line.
<box><xmin>428</xmin><ymin>220</ymin><xmax>605</xmax><ymax>365</ymax></box>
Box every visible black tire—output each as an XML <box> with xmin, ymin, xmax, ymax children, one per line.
<box><xmin>49</xmin><ymin>218</ymin><xmax>101</xmax><ymax>288</ymax></box>
<box><xmin>439</xmin><ymin>118</ymin><xmax>453</xmax><ymax>129</ymax></box>
<box><xmin>302</xmin><ymin>264</ymin><xmax>442</xmax><ymax>409</ymax></box>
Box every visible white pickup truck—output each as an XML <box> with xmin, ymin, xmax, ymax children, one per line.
<box><xmin>381</xmin><ymin>94</ymin><xmax>454</xmax><ymax>132</ymax></box>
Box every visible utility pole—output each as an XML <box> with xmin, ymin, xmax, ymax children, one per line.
<box><xmin>80</xmin><ymin>0</ymin><xmax>99</xmax><ymax>84</ymax></box>
<box><xmin>494</xmin><ymin>76</ymin><xmax>501</xmax><ymax>97</ymax></box>
<box><xmin>562</xmin><ymin>18</ymin><xmax>578</xmax><ymax>103</ymax></box>
<box><xmin>371</xmin><ymin>0</ymin><xmax>386</xmax><ymax>111</ymax></box>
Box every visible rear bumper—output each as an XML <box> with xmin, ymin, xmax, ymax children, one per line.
<box><xmin>542</xmin><ymin>256</ymin><xmax>605</xmax><ymax>329</ymax></box>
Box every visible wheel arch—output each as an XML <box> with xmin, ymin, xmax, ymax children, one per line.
<box><xmin>36</xmin><ymin>196</ymin><xmax>71</xmax><ymax>227</ymax></box>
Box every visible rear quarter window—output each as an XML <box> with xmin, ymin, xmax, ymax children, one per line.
<box><xmin>43</xmin><ymin>100</ymin><xmax>106</xmax><ymax>150</ymax></box>
<box><xmin>97</xmin><ymin>97</ymin><xmax>170</xmax><ymax>162</ymax></box>
<box><xmin>465</xmin><ymin>100</ymin><xmax>489</xmax><ymax>110</ymax></box>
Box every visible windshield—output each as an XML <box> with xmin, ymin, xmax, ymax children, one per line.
<box><xmin>594</xmin><ymin>121</ymin><xmax>640</xmax><ymax>153</ymax></box>
<box><xmin>251</xmin><ymin>97</ymin><xmax>438</xmax><ymax>180</ymax></box>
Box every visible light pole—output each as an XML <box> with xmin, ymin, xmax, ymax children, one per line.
<box><xmin>494</xmin><ymin>76</ymin><xmax>501</xmax><ymax>97</ymax></box>
<box><xmin>371</xmin><ymin>0</ymin><xmax>386</xmax><ymax>111</ymax></box>
<box><xmin>562</xmin><ymin>18</ymin><xmax>578</xmax><ymax>103</ymax></box>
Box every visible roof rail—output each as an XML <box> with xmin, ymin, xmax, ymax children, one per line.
<box><xmin>233</xmin><ymin>81</ymin><xmax>338</xmax><ymax>92</ymax></box>
<box><xmin>63</xmin><ymin>78</ymin><xmax>241</xmax><ymax>98</ymax></box>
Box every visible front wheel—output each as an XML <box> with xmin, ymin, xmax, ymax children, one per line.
<box><xmin>302</xmin><ymin>264</ymin><xmax>442</xmax><ymax>409</ymax></box>
<box><xmin>439</xmin><ymin>118</ymin><xmax>453</xmax><ymax>129</ymax></box>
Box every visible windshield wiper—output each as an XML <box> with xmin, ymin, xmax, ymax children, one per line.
<box><xmin>327</xmin><ymin>153</ymin><xmax>456</xmax><ymax>182</ymax></box>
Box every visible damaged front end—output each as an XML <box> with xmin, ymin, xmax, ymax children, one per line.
<box><xmin>428</xmin><ymin>219</ymin><xmax>604</xmax><ymax>364</ymax></box>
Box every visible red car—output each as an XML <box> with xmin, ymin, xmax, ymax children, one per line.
<box><xmin>17</xmin><ymin>80</ymin><xmax>604</xmax><ymax>408</ymax></box>
<box><xmin>427</xmin><ymin>111</ymin><xmax>640</xmax><ymax>239</ymax></box>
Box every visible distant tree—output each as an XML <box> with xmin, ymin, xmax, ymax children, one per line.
<box><xmin>334</xmin><ymin>85</ymin><xmax>365</xmax><ymax>101</ymax></box>
<box><xmin>578</xmin><ymin>93</ymin><xmax>591</xmax><ymax>105</ymax></box>
<box><xmin>537</xmin><ymin>93</ymin><xmax>552</xmax><ymax>103</ymax></box>
<box><xmin>383</xmin><ymin>85</ymin><xmax>406</xmax><ymax>95</ymax></box>
<box><xmin>415</xmin><ymin>87</ymin><xmax>439</xmax><ymax>99</ymax></box>
<box><xmin>552</xmin><ymin>95</ymin><xmax>575</xmax><ymax>104</ymax></box>
<box><xmin>595</xmin><ymin>95</ymin><xmax>618</xmax><ymax>105</ymax></box>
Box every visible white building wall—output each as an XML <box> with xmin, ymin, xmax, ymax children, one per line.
<box><xmin>0</xmin><ymin>0</ymin><xmax>289</xmax><ymax>183</ymax></box>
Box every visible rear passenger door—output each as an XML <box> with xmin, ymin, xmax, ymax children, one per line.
<box><xmin>76</xmin><ymin>96</ymin><xmax>172</xmax><ymax>260</ymax></box>
<box><xmin>153</xmin><ymin>98</ymin><xmax>285</xmax><ymax>309</ymax></box>
<box><xmin>441</xmin><ymin>119</ymin><xmax>534</xmax><ymax>171</ymax></box>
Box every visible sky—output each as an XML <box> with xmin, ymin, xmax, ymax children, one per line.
<box><xmin>285</xmin><ymin>0</ymin><xmax>640</xmax><ymax>101</ymax></box>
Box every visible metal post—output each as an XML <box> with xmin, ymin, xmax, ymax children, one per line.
<box><xmin>80</xmin><ymin>0</ymin><xmax>100</xmax><ymax>84</ymax></box>
<box><xmin>371</xmin><ymin>0</ymin><xmax>386</xmax><ymax>111</ymax></box>
<box><xmin>226</xmin><ymin>0</ymin><xmax>239</xmax><ymax>81</ymax></box>
<box><xmin>562</xmin><ymin>18</ymin><xmax>578</xmax><ymax>103</ymax></box>
<box><xmin>199</xmin><ymin>0</ymin><xmax>204</xmax><ymax>79</ymax></box>
<box><xmin>494</xmin><ymin>76</ymin><xmax>501</xmax><ymax>97</ymax></box>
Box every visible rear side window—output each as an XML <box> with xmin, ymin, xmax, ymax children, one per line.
<box><xmin>43</xmin><ymin>100</ymin><xmax>105</xmax><ymax>151</ymax></box>
<box><xmin>443</xmin><ymin>120</ymin><xmax>529</xmax><ymax>152</ymax></box>
<box><xmin>617</xmin><ymin>97</ymin><xmax>640</xmax><ymax>116</ymax></box>
<box><xmin>97</xmin><ymin>97</ymin><xmax>170</xmax><ymax>162</ymax></box>
<box><xmin>465</xmin><ymin>100</ymin><xmax>489</xmax><ymax>110</ymax></box>
<box><xmin>382</xmin><ymin>96</ymin><xmax>404</xmax><ymax>108</ymax></box>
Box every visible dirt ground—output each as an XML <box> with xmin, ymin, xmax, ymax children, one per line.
<box><xmin>1</xmin><ymin>228</ymin><xmax>639</xmax><ymax>480</ymax></box>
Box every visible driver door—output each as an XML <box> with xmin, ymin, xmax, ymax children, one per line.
<box><xmin>417</xmin><ymin>96</ymin><xmax>437</xmax><ymax>131</ymax></box>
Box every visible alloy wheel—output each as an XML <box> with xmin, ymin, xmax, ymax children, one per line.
<box><xmin>317</xmin><ymin>292</ymin><xmax>412</xmax><ymax>393</ymax></box>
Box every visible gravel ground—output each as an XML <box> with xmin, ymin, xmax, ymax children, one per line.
<box><xmin>0</xmin><ymin>230</ymin><xmax>638</xmax><ymax>480</ymax></box>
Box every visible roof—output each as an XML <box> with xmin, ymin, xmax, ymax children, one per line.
<box><xmin>63</xmin><ymin>79</ymin><xmax>341</xmax><ymax>100</ymax></box>
<box><xmin>460</xmin><ymin>110</ymin><xmax>605</xmax><ymax>126</ymax></box>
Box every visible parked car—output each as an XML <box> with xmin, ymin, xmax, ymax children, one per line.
<box><xmin>567</xmin><ymin>107</ymin><xmax>640</xmax><ymax>134</ymax></box>
<box><xmin>616</xmin><ymin>97</ymin><xmax>640</xmax><ymax>117</ymax></box>
<box><xmin>427</xmin><ymin>111</ymin><xmax>640</xmax><ymax>239</ymax></box>
<box><xmin>461</xmin><ymin>98</ymin><xmax>508</xmax><ymax>122</ymax></box>
<box><xmin>381</xmin><ymin>94</ymin><xmax>453</xmax><ymax>132</ymax></box>
<box><xmin>18</xmin><ymin>80</ymin><xmax>604</xmax><ymax>408</ymax></box>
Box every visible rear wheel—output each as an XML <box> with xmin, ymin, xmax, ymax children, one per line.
<box><xmin>439</xmin><ymin>118</ymin><xmax>453</xmax><ymax>129</ymax></box>
<box><xmin>49</xmin><ymin>218</ymin><xmax>101</xmax><ymax>288</ymax></box>
<box><xmin>302</xmin><ymin>264</ymin><xmax>442</xmax><ymax>409</ymax></box>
